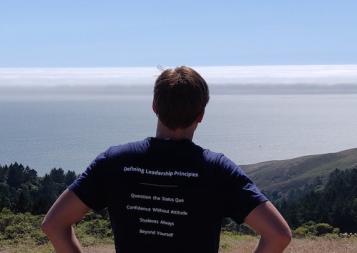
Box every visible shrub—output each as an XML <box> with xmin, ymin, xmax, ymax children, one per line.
<box><xmin>293</xmin><ymin>221</ymin><xmax>339</xmax><ymax>237</ymax></box>
<box><xmin>315</xmin><ymin>223</ymin><xmax>334</xmax><ymax>236</ymax></box>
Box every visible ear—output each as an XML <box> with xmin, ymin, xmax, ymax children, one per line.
<box><xmin>152</xmin><ymin>101</ymin><xmax>158</xmax><ymax>114</ymax></box>
<box><xmin>196</xmin><ymin>110</ymin><xmax>205</xmax><ymax>123</ymax></box>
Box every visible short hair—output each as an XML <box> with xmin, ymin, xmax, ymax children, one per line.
<box><xmin>153</xmin><ymin>66</ymin><xmax>209</xmax><ymax>130</ymax></box>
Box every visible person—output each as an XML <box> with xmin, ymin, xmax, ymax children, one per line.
<box><xmin>41</xmin><ymin>66</ymin><xmax>292</xmax><ymax>253</ymax></box>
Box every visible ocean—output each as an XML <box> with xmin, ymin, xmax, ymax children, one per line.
<box><xmin>1</xmin><ymin>66</ymin><xmax>357</xmax><ymax>175</ymax></box>
<box><xmin>1</xmin><ymin>90</ymin><xmax>357</xmax><ymax>175</ymax></box>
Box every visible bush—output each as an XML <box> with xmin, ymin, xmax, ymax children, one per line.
<box><xmin>293</xmin><ymin>221</ymin><xmax>339</xmax><ymax>237</ymax></box>
<box><xmin>294</xmin><ymin>226</ymin><xmax>309</xmax><ymax>237</ymax></box>
<box><xmin>0</xmin><ymin>208</ymin><xmax>115</xmax><ymax>249</ymax></box>
<box><xmin>222</xmin><ymin>218</ymin><xmax>238</xmax><ymax>232</ymax></box>
<box><xmin>315</xmin><ymin>223</ymin><xmax>334</xmax><ymax>236</ymax></box>
<box><xmin>0</xmin><ymin>208</ymin><xmax>47</xmax><ymax>244</ymax></box>
<box><xmin>76</xmin><ymin>219</ymin><xmax>113</xmax><ymax>239</ymax></box>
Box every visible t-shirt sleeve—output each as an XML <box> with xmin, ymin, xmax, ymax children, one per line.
<box><xmin>218</xmin><ymin>154</ymin><xmax>268</xmax><ymax>224</ymax></box>
<box><xmin>67</xmin><ymin>149</ymin><xmax>110</xmax><ymax>212</ymax></box>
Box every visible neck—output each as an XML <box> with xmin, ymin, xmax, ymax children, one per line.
<box><xmin>155</xmin><ymin>120</ymin><xmax>196</xmax><ymax>141</ymax></box>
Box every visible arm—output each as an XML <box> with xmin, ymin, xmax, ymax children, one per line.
<box><xmin>41</xmin><ymin>189</ymin><xmax>91</xmax><ymax>253</ymax></box>
<box><xmin>244</xmin><ymin>201</ymin><xmax>292</xmax><ymax>253</ymax></box>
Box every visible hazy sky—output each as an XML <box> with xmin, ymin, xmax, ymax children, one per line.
<box><xmin>1</xmin><ymin>0</ymin><xmax>357</xmax><ymax>67</ymax></box>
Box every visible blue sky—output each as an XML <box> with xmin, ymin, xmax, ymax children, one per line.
<box><xmin>1</xmin><ymin>0</ymin><xmax>356</xmax><ymax>67</ymax></box>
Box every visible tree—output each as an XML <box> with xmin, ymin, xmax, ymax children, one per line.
<box><xmin>65</xmin><ymin>170</ymin><xmax>77</xmax><ymax>186</ymax></box>
<box><xmin>6</xmin><ymin>163</ymin><xmax>26</xmax><ymax>188</ymax></box>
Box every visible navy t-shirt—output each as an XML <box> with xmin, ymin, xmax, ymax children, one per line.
<box><xmin>68</xmin><ymin>137</ymin><xmax>268</xmax><ymax>253</ymax></box>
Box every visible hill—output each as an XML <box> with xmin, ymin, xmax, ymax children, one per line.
<box><xmin>241</xmin><ymin>148</ymin><xmax>357</xmax><ymax>193</ymax></box>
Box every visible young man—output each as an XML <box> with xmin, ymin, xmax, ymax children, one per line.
<box><xmin>42</xmin><ymin>66</ymin><xmax>291</xmax><ymax>253</ymax></box>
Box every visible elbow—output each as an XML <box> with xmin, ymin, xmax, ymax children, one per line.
<box><xmin>41</xmin><ymin>216</ymin><xmax>73</xmax><ymax>237</ymax></box>
<box><xmin>275</xmin><ymin>228</ymin><xmax>292</xmax><ymax>249</ymax></box>
<box><xmin>41</xmin><ymin>217</ymin><xmax>61</xmax><ymax>236</ymax></box>
<box><xmin>261</xmin><ymin>227</ymin><xmax>292</xmax><ymax>250</ymax></box>
<box><xmin>41</xmin><ymin>219</ymin><xmax>52</xmax><ymax>235</ymax></box>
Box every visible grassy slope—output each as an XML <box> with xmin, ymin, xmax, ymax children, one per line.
<box><xmin>241</xmin><ymin>148</ymin><xmax>357</xmax><ymax>193</ymax></box>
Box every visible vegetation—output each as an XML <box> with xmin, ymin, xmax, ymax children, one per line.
<box><xmin>0</xmin><ymin>208</ymin><xmax>113</xmax><ymax>253</ymax></box>
<box><xmin>1</xmin><ymin>150</ymin><xmax>357</xmax><ymax>252</ymax></box>
<box><xmin>276</xmin><ymin>168</ymin><xmax>357</xmax><ymax>233</ymax></box>
<box><xmin>242</xmin><ymin>147</ymin><xmax>357</xmax><ymax>193</ymax></box>
<box><xmin>1</xmin><ymin>161</ymin><xmax>357</xmax><ymax>234</ymax></box>
<box><xmin>293</xmin><ymin>221</ymin><xmax>339</xmax><ymax>237</ymax></box>
<box><xmin>0</xmin><ymin>162</ymin><xmax>76</xmax><ymax>214</ymax></box>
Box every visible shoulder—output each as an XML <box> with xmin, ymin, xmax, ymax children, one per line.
<box><xmin>105</xmin><ymin>138</ymin><xmax>150</xmax><ymax>159</ymax></box>
<box><xmin>201</xmin><ymin>150</ymin><xmax>241</xmax><ymax>171</ymax></box>
<box><xmin>85</xmin><ymin>139</ymin><xmax>149</xmax><ymax>176</ymax></box>
<box><xmin>201</xmin><ymin>148</ymin><xmax>223</xmax><ymax>165</ymax></box>
<box><xmin>201</xmin><ymin>150</ymin><xmax>249</xmax><ymax>182</ymax></box>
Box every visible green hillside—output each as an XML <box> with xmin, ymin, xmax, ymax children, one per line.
<box><xmin>241</xmin><ymin>148</ymin><xmax>357</xmax><ymax>193</ymax></box>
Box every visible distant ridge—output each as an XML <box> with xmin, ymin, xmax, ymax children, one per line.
<box><xmin>241</xmin><ymin>148</ymin><xmax>357</xmax><ymax>193</ymax></box>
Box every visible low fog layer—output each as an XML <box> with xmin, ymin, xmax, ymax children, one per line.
<box><xmin>1</xmin><ymin>65</ymin><xmax>357</xmax><ymax>87</ymax></box>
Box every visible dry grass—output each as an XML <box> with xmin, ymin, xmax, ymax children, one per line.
<box><xmin>83</xmin><ymin>244</ymin><xmax>115</xmax><ymax>253</ymax></box>
<box><xmin>219</xmin><ymin>234</ymin><xmax>357</xmax><ymax>253</ymax></box>
<box><xmin>82</xmin><ymin>235</ymin><xmax>357</xmax><ymax>253</ymax></box>
<box><xmin>1</xmin><ymin>235</ymin><xmax>357</xmax><ymax>253</ymax></box>
<box><xmin>285</xmin><ymin>237</ymin><xmax>357</xmax><ymax>253</ymax></box>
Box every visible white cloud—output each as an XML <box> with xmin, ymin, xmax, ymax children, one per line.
<box><xmin>0</xmin><ymin>65</ymin><xmax>357</xmax><ymax>87</ymax></box>
<box><xmin>195</xmin><ymin>65</ymin><xmax>357</xmax><ymax>85</ymax></box>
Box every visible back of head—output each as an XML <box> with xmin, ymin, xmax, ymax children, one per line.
<box><xmin>153</xmin><ymin>66</ymin><xmax>210</xmax><ymax>130</ymax></box>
